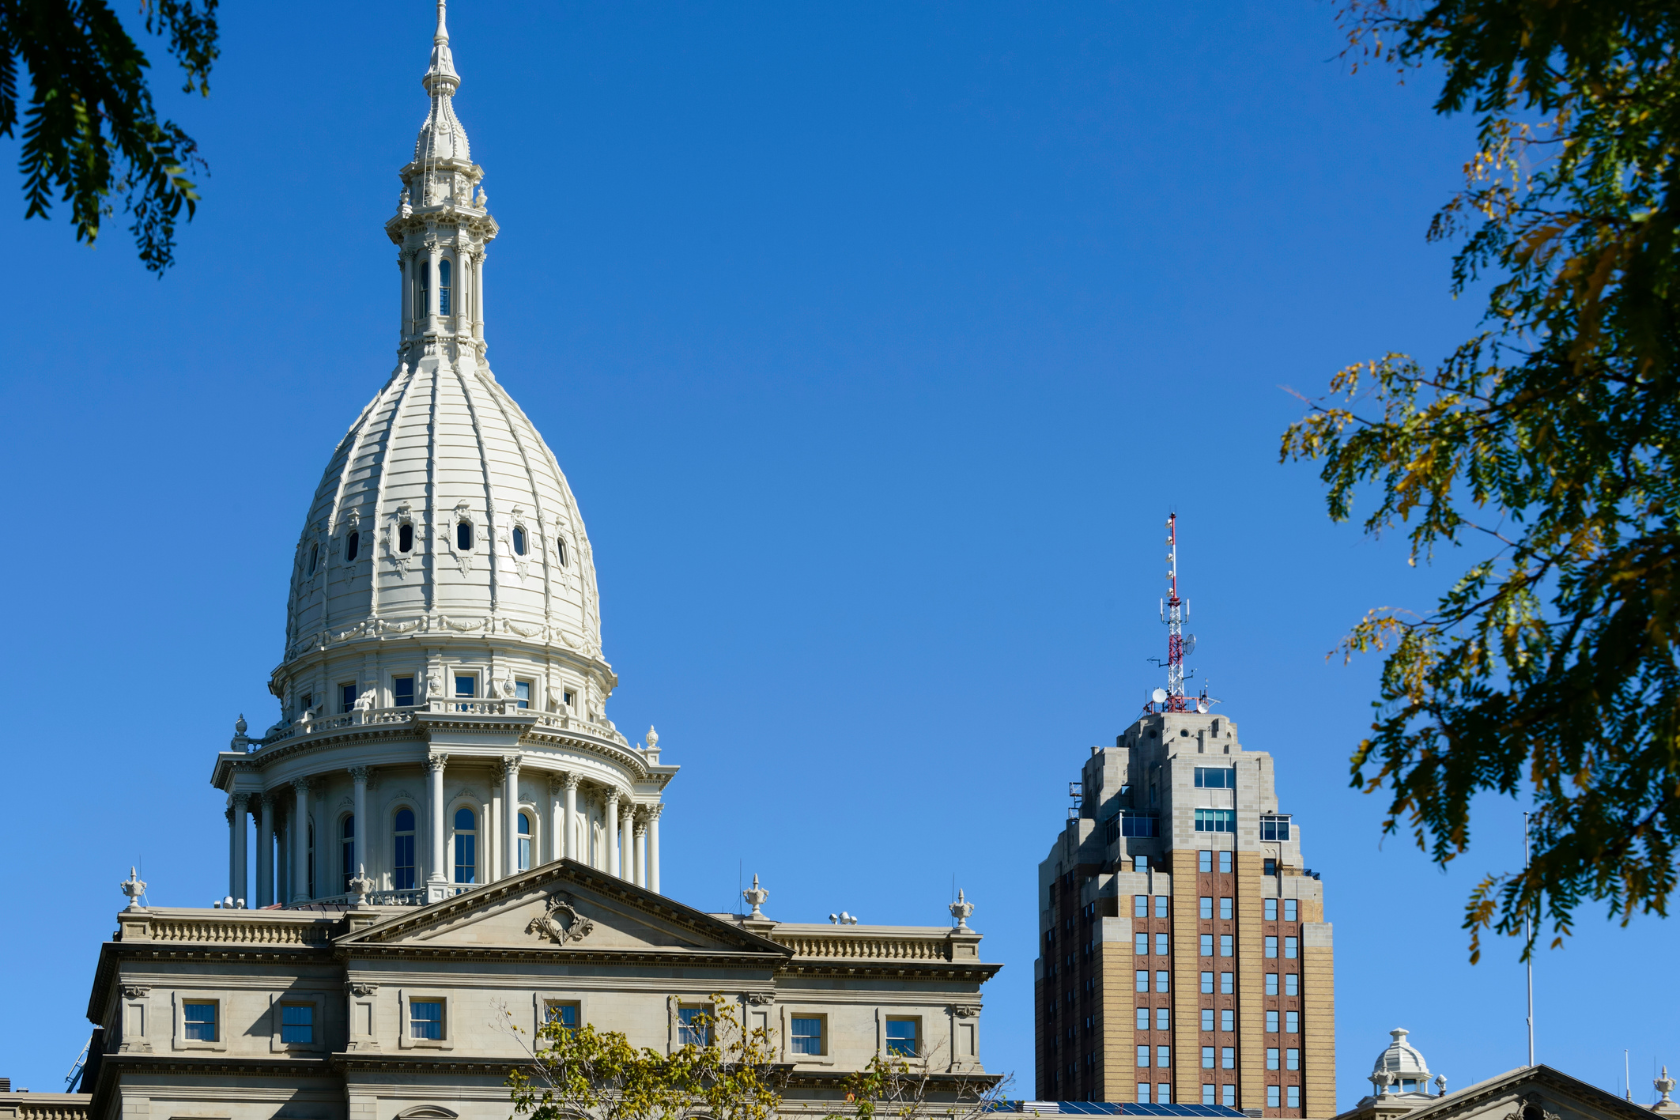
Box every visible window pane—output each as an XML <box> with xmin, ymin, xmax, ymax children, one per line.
<box><xmin>183</xmin><ymin>1002</ymin><xmax>217</xmax><ymax>1041</ymax></box>
<box><xmin>791</xmin><ymin>1017</ymin><xmax>823</xmax><ymax>1055</ymax></box>
<box><xmin>399</xmin><ymin>522</ymin><xmax>414</xmax><ymax>552</ymax></box>
<box><xmin>546</xmin><ymin>1002</ymin><xmax>579</xmax><ymax>1030</ymax></box>
<box><xmin>1201</xmin><ymin>1047</ymin><xmax>1213</xmax><ymax>1070</ymax></box>
<box><xmin>513</xmin><ymin>526</ymin><xmax>527</xmax><ymax>555</ymax></box>
<box><xmin>1198</xmin><ymin>850</ymin><xmax>1212</xmax><ymax>872</ymax></box>
<box><xmin>1157</xmin><ymin>1084</ymin><xmax>1172</xmax><ymax>1105</ymax></box>
<box><xmin>1137</xmin><ymin>1045</ymin><xmax>1150</xmax><ymax>1068</ymax></box>
<box><xmin>1286</xmin><ymin>1048</ymin><xmax>1300</xmax><ymax>1071</ymax></box>
<box><xmin>1154</xmin><ymin>895</ymin><xmax>1168</xmax><ymax>918</ymax></box>
<box><xmin>1221</xmin><ymin>1009</ymin><xmax>1234</xmax><ymax>1032</ymax></box>
<box><xmin>1220</xmin><ymin>934</ymin><xmax>1233</xmax><ymax>956</ymax></box>
<box><xmin>281</xmin><ymin>1004</ymin><xmax>313</xmax><ymax>1044</ymax></box>
<box><xmin>1220</xmin><ymin>851</ymin><xmax>1233</xmax><ymax>873</ymax></box>
<box><xmin>394</xmin><ymin>677</ymin><xmax>414</xmax><ymax>706</ymax></box>
<box><xmin>1156</xmin><ymin>1007</ymin><xmax>1169</xmax><ymax>1031</ymax></box>
<box><xmin>1223</xmin><ymin>1085</ymin><xmax>1236</xmax><ymax>1108</ymax></box>
<box><xmin>1221</xmin><ymin>1047</ymin><xmax>1234</xmax><ymax>1069</ymax></box>
<box><xmin>1155</xmin><ymin>970</ymin><xmax>1169</xmax><ymax>992</ymax></box>
<box><xmin>455</xmin><ymin>833</ymin><xmax>475</xmax><ymax>884</ymax></box>
<box><xmin>1136</xmin><ymin>1007</ymin><xmax>1149</xmax><ymax>1031</ymax></box>
<box><xmin>1266</xmin><ymin>973</ymin><xmax>1278</xmax><ymax>996</ymax></box>
<box><xmin>1268</xmin><ymin>1086</ymin><xmax>1281</xmax><ymax>1108</ymax></box>
<box><xmin>1136</xmin><ymin>933</ymin><xmax>1148</xmax><ymax>956</ymax></box>
<box><xmin>1267</xmin><ymin>1048</ymin><xmax>1279</xmax><ymax>1071</ymax></box>
<box><xmin>411</xmin><ymin>1000</ymin><xmax>443</xmax><ymax>1040</ymax></box>
<box><xmin>1134</xmin><ymin>895</ymin><xmax>1148</xmax><ymax>918</ymax></box>
<box><xmin>1265</xmin><ymin>898</ymin><xmax>1278</xmax><ymax>921</ymax></box>
<box><xmin>1285</xmin><ymin>936</ymin><xmax>1298</xmax><ymax>959</ymax></box>
<box><xmin>1285</xmin><ymin>973</ymin><xmax>1299</xmax><ymax>996</ymax></box>
<box><xmin>1199</xmin><ymin>896</ymin><xmax>1212</xmax><ymax>919</ymax></box>
<box><xmin>455</xmin><ymin>675</ymin><xmax>475</xmax><ymax>698</ymax></box>
<box><xmin>516</xmin><ymin>680</ymin><xmax>531</xmax><ymax>708</ymax></box>
<box><xmin>1221</xmin><ymin>972</ymin><xmax>1234</xmax><ymax>994</ymax></box>
<box><xmin>1200</xmin><ymin>1009</ymin><xmax>1213</xmax><ymax>1031</ymax></box>
<box><xmin>1136</xmin><ymin>970</ymin><xmax>1149</xmax><ymax>993</ymax></box>
<box><xmin>1137</xmin><ymin>1085</ymin><xmax>1151</xmax><ymax>1105</ymax></box>
<box><xmin>885</xmin><ymin>1019</ymin><xmax>918</xmax><ymax>1056</ymax></box>
<box><xmin>1220</xmin><ymin>897</ymin><xmax>1233</xmax><ymax>920</ymax></box>
<box><xmin>1200</xmin><ymin>972</ymin><xmax>1213</xmax><ymax>994</ymax></box>
<box><xmin>1202</xmin><ymin>1085</ymin><xmax>1215</xmax><ymax>1105</ymax></box>
<box><xmin>679</xmin><ymin>1006</ymin><xmax>713</xmax><ymax>1047</ymax></box>
<box><xmin>342</xmin><ymin>684</ymin><xmax>357</xmax><ymax>713</ymax></box>
<box><xmin>1288</xmin><ymin>1086</ymin><xmax>1301</xmax><ymax>1108</ymax></box>
<box><xmin>457</xmin><ymin>522</ymin><xmax>473</xmax><ymax>550</ymax></box>
<box><xmin>1284</xmin><ymin>899</ymin><xmax>1298</xmax><ymax>922</ymax></box>
<box><xmin>346</xmin><ymin>531</ymin><xmax>359</xmax><ymax>562</ymax></box>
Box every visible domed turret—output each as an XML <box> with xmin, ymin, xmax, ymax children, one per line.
<box><xmin>1370</xmin><ymin>1028</ymin><xmax>1434</xmax><ymax>1097</ymax></box>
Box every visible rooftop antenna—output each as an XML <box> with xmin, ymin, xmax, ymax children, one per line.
<box><xmin>1524</xmin><ymin>811</ymin><xmax>1534</xmax><ymax>1067</ymax></box>
<box><xmin>1147</xmin><ymin>513</ymin><xmax>1201</xmax><ymax>712</ymax></box>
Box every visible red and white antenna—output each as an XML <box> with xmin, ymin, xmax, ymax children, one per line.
<box><xmin>1148</xmin><ymin>513</ymin><xmax>1206</xmax><ymax>713</ymax></box>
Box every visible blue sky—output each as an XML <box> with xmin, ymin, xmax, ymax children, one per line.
<box><xmin>1</xmin><ymin>0</ymin><xmax>1673</xmax><ymax>1105</ymax></box>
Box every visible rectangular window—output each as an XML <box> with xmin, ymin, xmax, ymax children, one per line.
<box><xmin>1199</xmin><ymin>850</ymin><xmax>1212</xmax><ymax>872</ymax></box>
<box><xmin>1219</xmin><ymin>851</ymin><xmax>1233</xmax><ymax>873</ymax></box>
<box><xmin>1284</xmin><ymin>899</ymin><xmax>1298</xmax><ymax>922</ymax></box>
<box><xmin>1199</xmin><ymin>896</ymin><xmax>1213</xmax><ymax>919</ymax></box>
<box><xmin>1136</xmin><ymin>970</ymin><xmax>1149</xmax><ymax>993</ymax></box>
<box><xmin>1220</xmin><ymin>934</ymin><xmax>1233</xmax><ymax>957</ymax></box>
<box><xmin>1219</xmin><ymin>897</ymin><xmax>1233</xmax><ymax>920</ymax></box>
<box><xmin>1135</xmin><ymin>933</ymin><xmax>1149</xmax><ymax>956</ymax></box>
<box><xmin>1201</xmin><ymin>1046</ymin><xmax>1214</xmax><ymax>1070</ymax></box>
<box><xmin>1134</xmin><ymin>895</ymin><xmax>1148</xmax><ymax>918</ymax></box>
<box><xmin>1202</xmin><ymin>1085</ymin><xmax>1216</xmax><ymax>1105</ymax></box>
<box><xmin>545</xmin><ymin>1001</ymin><xmax>580</xmax><ymax>1033</ymax></box>
<box><xmin>454</xmin><ymin>674</ymin><xmax>475</xmax><ymax>698</ymax></box>
<box><xmin>1260</xmin><ymin>814</ymin><xmax>1291</xmax><ymax>841</ymax></box>
<box><xmin>1221</xmin><ymin>972</ymin><xmax>1234</xmax><ymax>995</ymax></box>
<box><xmin>1117</xmin><ymin>812</ymin><xmax>1159</xmax><ymax>837</ymax></box>
<box><xmin>1136</xmin><ymin>1007</ymin><xmax>1149</xmax><ymax>1031</ymax></box>
<box><xmin>1266</xmin><ymin>1010</ymin><xmax>1280</xmax><ymax>1032</ymax></box>
<box><xmin>1138</xmin><ymin>1084</ymin><xmax>1151</xmax><ymax>1105</ymax></box>
<box><xmin>1265</xmin><ymin>936</ymin><xmax>1279</xmax><ymax>958</ymax></box>
<box><xmin>1266</xmin><ymin>1047</ymin><xmax>1280</xmax><ymax>1071</ymax></box>
<box><xmin>1263</xmin><ymin>857</ymin><xmax>1277</xmax><ymax>876</ymax></box>
<box><xmin>1221</xmin><ymin>1009</ymin><xmax>1234</xmax><ymax>1032</ymax></box>
<box><xmin>1157</xmin><ymin>1084</ymin><xmax>1172</xmax><ymax>1105</ymax></box>
<box><xmin>411</xmin><ymin>1000</ymin><xmax>443</xmax><ymax>1041</ymax></box>
<box><xmin>1200</xmin><ymin>934</ymin><xmax>1213</xmax><ymax>956</ymax></box>
<box><xmin>1221</xmin><ymin>1046</ymin><xmax>1235</xmax><ymax>1070</ymax></box>
<box><xmin>1285</xmin><ymin>937</ymin><xmax>1298</xmax><ymax>959</ymax></box>
<box><xmin>1200</xmin><ymin>972</ymin><xmax>1214</xmax><ymax>994</ymax></box>
<box><xmin>1285</xmin><ymin>1011</ymin><xmax>1299</xmax><ymax>1034</ymax></box>
<box><xmin>1137</xmin><ymin>1045</ymin><xmax>1150</xmax><ymax>1068</ymax></box>
<box><xmin>679</xmin><ymin>1006</ymin><xmax>714</xmax><ymax>1047</ymax></box>
<box><xmin>1156</xmin><ymin>933</ymin><xmax>1169</xmax><ymax>955</ymax></box>
<box><xmin>515</xmin><ymin>680</ymin><xmax>532</xmax><ymax>709</ymax></box>
<box><xmin>1288</xmin><ymin>1086</ymin><xmax>1301</xmax><ymax>1109</ymax></box>
<box><xmin>885</xmin><ymin>1017</ymin><xmax>918</xmax><ymax>1057</ymax></box>
<box><xmin>280</xmin><ymin>1003</ymin><xmax>313</xmax><ymax>1044</ymax></box>
<box><xmin>1194</xmin><ymin>766</ymin><xmax>1236</xmax><ymax>789</ymax></box>
<box><xmin>1194</xmin><ymin>808</ymin><xmax>1236</xmax><ymax>833</ymax></box>
<box><xmin>791</xmin><ymin>1017</ymin><xmax>824</xmax><ymax>1056</ymax></box>
<box><xmin>1286</xmin><ymin>1048</ymin><xmax>1300</xmax><ymax>1071</ymax></box>
<box><xmin>340</xmin><ymin>683</ymin><xmax>358</xmax><ymax>713</ymax></box>
<box><xmin>1267</xmin><ymin>1085</ymin><xmax>1281</xmax><ymax>1108</ymax></box>
<box><xmin>1223</xmin><ymin>1085</ymin><xmax>1236</xmax><ymax>1108</ymax></box>
<box><xmin>1157</xmin><ymin>1046</ymin><xmax>1170</xmax><ymax>1068</ymax></box>
<box><xmin>1133</xmin><ymin>855</ymin><xmax>1149</xmax><ymax>872</ymax></box>
<box><xmin>563</xmin><ymin>689</ymin><xmax>575</xmax><ymax>708</ymax></box>
<box><xmin>1266</xmin><ymin>973</ymin><xmax>1279</xmax><ymax>996</ymax></box>
<box><xmin>1154</xmin><ymin>896</ymin><xmax>1169</xmax><ymax>919</ymax></box>
<box><xmin>393</xmin><ymin>675</ymin><xmax>415</xmax><ymax>706</ymax></box>
<box><xmin>183</xmin><ymin>1001</ymin><xmax>217</xmax><ymax>1042</ymax></box>
<box><xmin>1201</xmin><ymin>1008</ymin><xmax>1214</xmax><ymax>1031</ymax></box>
<box><xmin>1156</xmin><ymin>1007</ymin><xmax>1170</xmax><ymax>1031</ymax></box>
<box><xmin>1264</xmin><ymin>898</ymin><xmax>1278</xmax><ymax>921</ymax></box>
<box><xmin>1285</xmin><ymin>974</ymin><xmax>1299</xmax><ymax>996</ymax></box>
<box><xmin>1155</xmin><ymin>970</ymin><xmax>1170</xmax><ymax>992</ymax></box>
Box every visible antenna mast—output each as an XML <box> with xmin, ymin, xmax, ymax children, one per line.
<box><xmin>1158</xmin><ymin>514</ymin><xmax>1193</xmax><ymax>711</ymax></box>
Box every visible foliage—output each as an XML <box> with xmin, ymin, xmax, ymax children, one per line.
<box><xmin>829</xmin><ymin>1052</ymin><xmax>1008</xmax><ymax>1120</ymax></box>
<box><xmin>1281</xmin><ymin>0</ymin><xmax>1680</xmax><ymax>960</ymax></box>
<box><xmin>507</xmin><ymin>999</ymin><xmax>783</xmax><ymax>1120</ymax></box>
<box><xmin>0</xmin><ymin>0</ymin><xmax>219</xmax><ymax>271</ymax></box>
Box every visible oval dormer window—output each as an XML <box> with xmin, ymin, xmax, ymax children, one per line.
<box><xmin>308</xmin><ymin>542</ymin><xmax>319</xmax><ymax>575</ymax></box>
<box><xmin>399</xmin><ymin>523</ymin><xmax>414</xmax><ymax>553</ymax></box>
<box><xmin>346</xmin><ymin>531</ymin><xmax>360</xmax><ymax>562</ymax></box>
<box><xmin>512</xmin><ymin>526</ymin><xmax>527</xmax><ymax>555</ymax></box>
<box><xmin>557</xmin><ymin>538</ymin><xmax>568</xmax><ymax>566</ymax></box>
<box><xmin>457</xmin><ymin>521</ymin><xmax>473</xmax><ymax>550</ymax></box>
<box><xmin>438</xmin><ymin>259</ymin><xmax>452</xmax><ymax>315</ymax></box>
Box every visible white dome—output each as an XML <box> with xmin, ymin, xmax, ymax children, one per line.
<box><xmin>282</xmin><ymin>361</ymin><xmax>602</xmax><ymax>669</ymax></box>
<box><xmin>1373</xmin><ymin>1028</ymin><xmax>1430</xmax><ymax>1078</ymax></box>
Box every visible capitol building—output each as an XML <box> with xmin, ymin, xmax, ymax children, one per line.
<box><xmin>38</xmin><ymin>9</ymin><xmax>1001</xmax><ymax>1120</ymax></box>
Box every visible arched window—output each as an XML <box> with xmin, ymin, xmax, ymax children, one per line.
<box><xmin>398</xmin><ymin>523</ymin><xmax>414</xmax><ymax>553</ymax></box>
<box><xmin>457</xmin><ymin>521</ymin><xmax>473</xmax><ymax>550</ymax></box>
<box><xmin>341</xmin><ymin>815</ymin><xmax>355</xmax><ymax>890</ymax></box>
<box><xmin>439</xmin><ymin>259</ymin><xmax>453</xmax><ymax>314</ymax></box>
<box><xmin>346</xmin><ymin>531</ymin><xmax>360</xmax><ymax>562</ymax></box>
<box><xmin>308</xmin><ymin>542</ymin><xmax>319</xmax><ymax>575</ymax></box>
<box><xmin>393</xmin><ymin>808</ymin><xmax>416</xmax><ymax>890</ymax></box>
<box><xmin>419</xmin><ymin>260</ymin><xmax>430</xmax><ymax>316</ymax></box>
<box><xmin>512</xmin><ymin>526</ymin><xmax>527</xmax><ymax>555</ymax></box>
<box><xmin>557</xmin><ymin>538</ymin><xmax>568</xmax><ymax>566</ymax></box>
<box><xmin>453</xmin><ymin>807</ymin><xmax>477</xmax><ymax>884</ymax></box>
<box><xmin>518</xmin><ymin>812</ymin><xmax>532</xmax><ymax>871</ymax></box>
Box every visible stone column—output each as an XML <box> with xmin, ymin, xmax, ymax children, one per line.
<box><xmin>426</xmin><ymin>755</ymin><xmax>448</xmax><ymax>890</ymax></box>
<box><xmin>293</xmin><ymin>779</ymin><xmax>312</xmax><ymax>901</ymax></box>
<box><xmin>350</xmin><ymin>767</ymin><xmax>369</xmax><ymax>882</ymax></box>
<box><xmin>563</xmin><ymin>775</ymin><xmax>579</xmax><ymax>861</ymax></box>
<box><xmin>649</xmin><ymin>804</ymin><xmax>662</xmax><ymax>895</ymax></box>
<box><xmin>633</xmin><ymin>814</ymin><xmax>647</xmax><ymax>888</ymax></box>
<box><xmin>257</xmin><ymin>793</ymin><xmax>276</xmax><ymax>907</ymax></box>
<box><xmin>231</xmin><ymin>793</ymin><xmax>249</xmax><ymax>905</ymax></box>
<box><xmin>501</xmin><ymin>756</ymin><xmax>520</xmax><ymax>879</ymax></box>
<box><xmin>621</xmin><ymin>805</ymin><xmax>635</xmax><ymax>884</ymax></box>
<box><xmin>605</xmin><ymin>792</ymin><xmax>620</xmax><ymax>878</ymax></box>
<box><xmin>476</xmin><ymin>251</ymin><xmax>486</xmax><ymax>343</ymax></box>
<box><xmin>426</xmin><ymin>245</ymin><xmax>440</xmax><ymax>324</ymax></box>
<box><xmin>226</xmin><ymin>805</ymin><xmax>236</xmax><ymax>899</ymax></box>
<box><xmin>548</xmin><ymin>777</ymin><xmax>564</xmax><ymax>864</ymax></box>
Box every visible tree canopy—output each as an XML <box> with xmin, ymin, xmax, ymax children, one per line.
<box><xmin>0</xmin><ymin>0</ymin><xmax>219</xmax><ymax>271</ymax></box>
<box><xmin>1282</xmin><ymin>0</ymin><xmax>1680</xmax><ymax>960</ymax></box>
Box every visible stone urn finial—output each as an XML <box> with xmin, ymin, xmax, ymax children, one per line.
<box><xmin>646</xmin><ymin>725</ymin><xmax>659</xmax><ymax>750</ymax></box>
<box><xmin>950</xmin><ymin>888</ymin><xmax>975</xmax><ymax>930</ymax></box>
<box><xmin>121</xmin><ymin>867</ymin><xmax>147</xmax><ymax>910</ymax></box>
<box><xmin>348</xmin><ymin>873</ymin><xmax>375</xmax><ymax>906</ymax></box>
<box><xmin>1657</xmin><ymin>1067</ymin><xmax>1676</xmax><ymax>1108</ymax></box>
<box><xmin>743</xmin><ymin>873</ymin><xmax>769</xmax><ymax>919</ymax></box>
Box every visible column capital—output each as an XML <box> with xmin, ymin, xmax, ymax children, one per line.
<box><xmin>500</xmin><ymin>755</ymin><xmax>520</xmax><ymax>779</ymax></box>
<box><xmin>349</xmin><ymin>766</ymin><xmax>371</xmax><ymax>782</ymax></box>
<box><xmin>261</xmin><ymin>790</ymin><xmax>278</xmax><ymax>807</ymax></box>
<box><xmin>231</xmin><ymin>792</ymin><xmax>251</xmax><ymax>810</ymax></box>
<box><xmin>291</xmin><ymin>777</ymin><xmax>312</xmax><ymax>794</ymax></box>
<box><xmin>564</xmin><ymin>772</ymin><xmax>581</xmax><ymax>791</ymax></box>
<box><xmin>648</xmin><ymin>803</ymin><xmax>664</xmax><ymax>820</ymax></box>
<box><xmin>633</xmin><ymin>819</ymin><xmax>647</xmax><ymax>838</ymax></box>
<box><xmin>426</xmin><ymin>753</ymin><xmax>449</xmax><ymax>774</ymax></box>
<box><xmin>604</xmin><ymin>789</ymin><xmax>620</xmax><ymax>808</ymax></box>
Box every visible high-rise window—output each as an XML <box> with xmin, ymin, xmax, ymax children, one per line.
<box><xmin>1199</xmin><ymin>850</ymin><xmax>1212</xmax><ymax>872</ymax></box>
<box><xmin>1260</xmin><ymin>814</ymin><xmax>1291</xmax><ymax>840</ymax></box>
<box><xmin>1285</xmin><ymin>1011</ymin><xmax>1299</xmax><ymax>1033</ymax></box>
<box><xmin>1138</xmin><ymin>1085</ymin><xmax>1151</xmax><ymax>1105</ymax></box>
<box><xmin>1201</xmin><ymin>1009</ymin><xmax>1214</xmax><ymax>1031</ymax></box>
<box><xmin>1265</xmin><ymin>898</ymin><xmax>1279</xmax><ymax>921</ymax></box>
<box><xmin>393</xmin><ymin>808</ymin><xmax>416</xmax><ymax>890</ymax></box>
<box><xmin>1136</xmin><ymin>971</ymin><xmax>1149</xmax><ymax>993</ymax></box>
<box><xmin>1156</xmin><ymin>1007</ymin><xmax>1169</xmax><ymax>1031</ymax></box>
<box><xmin>1221</xmin><ymin>1009</ymin><xmax>1234</xmax><ymax>1032</ymax></box>
<box><xmin>1219</xmin><ymin>897</ymin><xmax>1233</xmax><ymax>920</ymax></box>
<box><xmin>1154</xmin><ymin>895</ymin><xmax>1169</xmax><ymax>918</ymax></box>
<box><xmin>1222</xmin><ymin>1085</ymin><xmax>1236</xmax><ymax>1107</ymax></box>
<box><xmin>1135</xmin><ymin>895</ymin><xmax>1149</xmax><ymax>918</ymax></box>
<box><xmin>1201</xmin><ymin>1047</ymin><xmax>1215</xmax><ymax>1069</ymax></box>
<box><xmin>1136</xmin><ymin>1007</ymin><xmax>1149</xmax><ymax>1031</ymax></box>
<box><xmin>1200</xmin><ymin>896</ymin><xmax>1213</xmax><ymax>919</ymax></box>
<box><xmin>1155</xmin><ymin>933</ymin><xmax>1169</xmax><ymax>954</ymax></box>
<box><xmin>1286</xmin><ymin>1048</ymin><xmax>1300</xmax><ymax>1071</ymax></box>
<box><xmin>1156</xmin><ymin>1046</ymin><xmax>1170</xmax><ymax>1068</ymax></box>
<box><xmin>1267</xmin><ymin>1048</ymin><xmax>1280</xmax><ymax>1070</ymax></box>
<box><xmin>1221</xmin><ymin>1047</ymin><xmax>1235</xmax><ymax>1069</ymax></box>
<box><xmin>1221</xmin><ymin>972</ymin><xmax>1234</xmax><ymax>994</ymax></box>
<box><xmin>1201</xmin><ymin>972</ymin><xmax>1214</xmax><ymax>994</ymax></box>
<box><xmin>1195</xmin><ymin>809</ymin><xmax>1236</xmax><ymax>833</ymax></box>
<box><xmin>1288</xmin><ymin>1087</ymin><xmax>1301</xmax><ymax>1108</ymax></box>
<box><xmin>1157</xmin><ymin>1084</ymin><xmax>1172</xmax><ymax>1104</ymax></box>
<box><xmin>1220</xmin><ymin>934</ymin><xmax>1233</xmax><ymax>957</ymax></box>
<box><xmin>1137</xmin><ymin>1045</ymin><xmax>1150</xmax><ymax>1068</ymax></box>
<box><xmin>1284</xmin><ymin>899</ymin><xmax>1298</xmax><ymax>922</ymax></box>
<box><xmin>1156</xmin><ymin>970</ymin><xmax>1169</xmax><ymax>992</ymax></box>
<box><xmin>1265</xmin><ymin>936</ymin><xmax>1279</xmax><ymax>958</ymax></box>
<box><xmin>1266</xmin><ymin>973</ymin><xmax>1279</xmax><ymax>996</ymax></box>
<box><xmin>1267</xmin><ymin>1086</ymin><xmax>1281</xmax><ymax>1108</ymax></box>
<box><xmin>1285</xmin><ymin>936</ymin><xmax>1298</xmax><ymax>959</ymax></box>
<box><xmin>1193</xmin><ymin>766</ymin><xmax>1235</xmax><ymax>789</ymax></box>
<box><xmin>1133</xmin><ymin>855</ymin><xmax>1149</xmax><ymax>872</ymax></box>
<box><xmin>1200</xmin><ymin>934</ymin><xmax>1213</xmax><ymax>956</ymax></box>
<box><xmin>1219</xmin><ymin>851</ymin><xmax>1233</xmax><ymax>873</ymax></box>
<box><xmin>1285</xmin><ymin>974</ymin><xmax>1299</xmax><ymax>996</ymax></box>
<box><xmin>1136</xmin><ymin>934</ymin><xmax>1149</xmax><ymax>956</ymax></box>
<box><xmin>453</xmin><ymin>807</ymin><xmax>477</xmax><ymax>884</ymax></box>
<box><xmin>1202</xmin><ymin>1085</ymin><xmax>1216</xmax><ymax>1104</ymax></box>
<box><xmin>1266</xmin><ymin>1010</ymin><xmax>1280</xmax><ymax>1032</ymax></box>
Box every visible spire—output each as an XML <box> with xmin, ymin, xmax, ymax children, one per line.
<box><xmin>423</xmin><ymin>0</ymin><xmax>460</xmax><ymax>95</ymax></box>
<box><xmin>412</xmin><ymin>0</ymin><xmax>470</xmax><ymax>167</ymax></box>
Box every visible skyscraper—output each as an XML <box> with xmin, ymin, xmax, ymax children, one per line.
<box><xmin>1034</xmin><ymin>517</ymin><xmax>1333</xmax><ymax>1115</ymax></box>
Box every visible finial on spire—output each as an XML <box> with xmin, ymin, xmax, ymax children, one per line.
<box><xmin>423</xmin><ymin>0</ymin><xmax>460</xmax><ymax>94</ymax></box>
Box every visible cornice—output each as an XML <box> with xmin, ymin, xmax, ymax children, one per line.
<box><xmin>774</xmin><ymin>961</ymin><xmax>1002</xmax><ymax>982</ymax></box>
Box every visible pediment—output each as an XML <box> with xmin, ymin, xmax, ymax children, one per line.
<box><xmin>339</xmin><ymin>859</ymin><xmax>786</xmax><ymax>958</ymax></box>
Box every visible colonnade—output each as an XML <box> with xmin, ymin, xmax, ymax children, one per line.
<box><xmin>226</xmin><ymin>753</ymin><xmax>662</xmax><ymax>907</ymax></box>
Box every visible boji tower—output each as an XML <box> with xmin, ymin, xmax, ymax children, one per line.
<box><xmin>1033</xmin><ymin>515</ymin><xmax>1334</xmax><ymax>1115</ymax></box>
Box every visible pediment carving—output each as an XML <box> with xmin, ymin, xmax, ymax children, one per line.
<box><xmin>526</xmin><ymin>893</ymin><xmax>594</xmax><ymax>944</ymax></box>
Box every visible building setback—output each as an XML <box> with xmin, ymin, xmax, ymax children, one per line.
<box><xmin>1034</xmin><ymin>521</ymin><xmax>1333</xmax><ymax>1120</ymax></box>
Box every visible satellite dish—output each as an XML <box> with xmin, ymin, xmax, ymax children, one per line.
<box><xmin>1184</xmin><ymin>634</ymin><xmax>1197</xmax><ymax>657</ymax></box>
<box><xmin>1151</xmin><ymin>687</ymin><xmax>1167</xmax><ymax>705</ymax></box>
<box><xmin>1196</xmin><ymin>697</ymin><xmax>1210</xmax><ymax>714</ymax></box>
